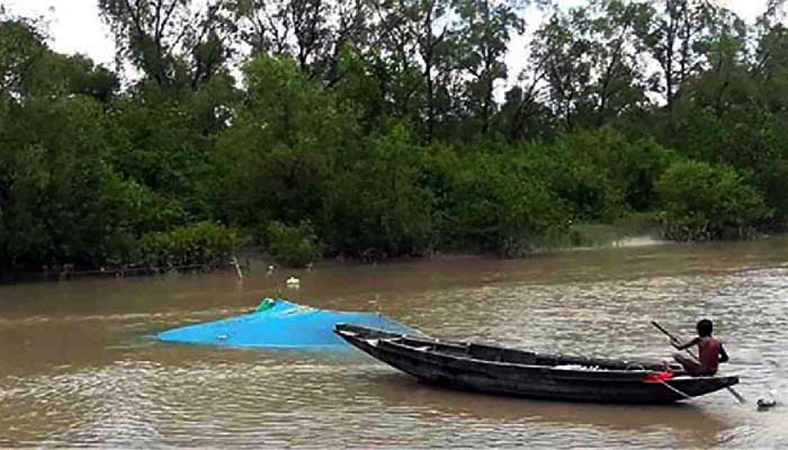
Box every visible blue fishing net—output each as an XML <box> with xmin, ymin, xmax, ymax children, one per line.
<box><xmin>156</xmin><ymin>298</ymin><xmax>411</xmax><ymax>348</ymax></box>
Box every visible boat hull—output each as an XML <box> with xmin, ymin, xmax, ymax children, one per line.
<box><xmin>335</xmin><ymin>324</ymin><xmax>739</xmax><ymax>404</ymax></box>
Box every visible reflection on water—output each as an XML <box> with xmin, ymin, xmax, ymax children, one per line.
<box><xmin>0</xmin><ymin>236</ymin><xmax>787</xmax><ymax>448</ymax></box>
<box><xmin>366</xmin><ymin>372</ymin><xmax>729</xmax><ymax>438</ymax></box>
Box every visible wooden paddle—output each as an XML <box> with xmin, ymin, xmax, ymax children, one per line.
<box><xmin>651</xmin><ymin>321</ymin><xmax>746</xmax><ymax>404</ymax></box>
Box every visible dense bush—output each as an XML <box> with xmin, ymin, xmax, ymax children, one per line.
<box><xmin>321</xmin><ymin>126</ymin><xmax>436</xmax><ymax>259</ymax></box>
<box><xmin>614</xmin><ymin>138</ymin><xmax>677</xmax><ymax>211</ymax></box>
<box><xmin>655</xmin><ymin>161</ymin><xmax>769</xmax><ymax>241</ymax></box>
<box><xmin>138</xmin><ymin>222</ymin><xmax>241</xmax><ymax>269</ymax></box>
<box><xmin>212</xmin><ymin>55</ymin><xmax>355</xmax><ymax>227</ymax></box>
<box><xmin>437</xmin><ymin>149</ymin><xmax>570</xmax><ymax>256</ymax></box>
<box><xmin>0</xmin><ymin>94</ymin><xmax>110</xmax><ymax>269</ymax></box>
<box><xmin>263</xmin><ymin>221</ymin><xmax>321</xmax><ymax>268</ymax></box>
<box><xmin>6</xmin><ymin>4</ymin><xmax>788</xmax><ymax>280</ymax></box>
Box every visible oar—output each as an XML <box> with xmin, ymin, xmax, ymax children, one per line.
<box><xmin>651</xmin><ymin>321</ymin><xmax>746</xmax><ymax>404</ymax></box>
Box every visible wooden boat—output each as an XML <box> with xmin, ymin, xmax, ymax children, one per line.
<box><xmin>334</xmin><ymin>323</ymin><xmax>739</xmax><ymax>404</ymax></box>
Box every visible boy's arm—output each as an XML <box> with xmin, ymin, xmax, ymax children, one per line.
<box><xmin>719</xmin><ymin>343</ymin><xmax>729</xmax><ymax>363</ymax></box>
<box><xmin>673</xmin><ymin>337</ymin><xmax>700</xmax><ymax>351</ymax></box>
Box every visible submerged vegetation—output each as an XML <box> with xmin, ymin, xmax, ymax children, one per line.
<box><xmin>2</xmin><ymin>0</ymin><xmax>788</xmax><ymax>277</ymax></box>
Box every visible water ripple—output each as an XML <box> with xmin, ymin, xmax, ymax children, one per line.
<box><xmin>1</xmin><ymin>251</ymin><xmax>788</xmax><ymax>448</ymax></box>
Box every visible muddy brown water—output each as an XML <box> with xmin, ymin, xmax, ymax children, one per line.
<box><xmin>1</xmin><ymin>237</ymin><xmax>787</xmax><ymax>448</ymax></box>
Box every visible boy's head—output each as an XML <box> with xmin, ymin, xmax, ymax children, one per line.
<box><xmin>697</xmin><ymin>319</ymin><xmax>713</xmax><ymax>337</ymax></box>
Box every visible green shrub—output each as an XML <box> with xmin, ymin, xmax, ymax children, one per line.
<box><xmin>756</xmin><ymin>158</ymin><xmax>788</xmax><ymax>227</ymax></box>
<box><xmin>98</xmin><ymin>168</ymin><xmax>187</xmax><ymax>264</ymax></box>
<box><xmin>264</xmin><ymin>221</ymin><xmax>321</xmax><ymax>268</ymax></box>
<box><xmin>138</xmin><ymin>221</ymin><xmax>240</xmax><ymax>269</ymax></box>
<box><xmin>439</xmin><ymin>150</ymin><xmax>571</xmax><ymax>256</ymax></box>
<box><xmin>519</xmin><ymin>135</ymin><xmax>624</xmax><ymax>223</ymax></box>
<box><xmin>655</xmin><ymin>160</ymin><xmax>769</xmax><ymax>241</ymax></box>
<box><xmin>321</xmin><ymin>125</ymin><xmax>436</xmax><ymax>258</ymax></box>
<box><xmin>561</xmin><ymin>128</ymin><xmax>628</xmax><ymax>221</ymax></box>
<box><xmin>614</xmin><ymin>138</ymin><xmax>678</xmax><ymax>211</ymax></box>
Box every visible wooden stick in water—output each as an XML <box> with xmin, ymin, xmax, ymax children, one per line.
<box><xmin>231</xmin><ymin>255</ymin><xmax>243</xmax><ymax>280</ymax></box>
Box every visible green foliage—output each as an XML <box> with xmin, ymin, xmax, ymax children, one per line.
<box><xmin>561</xmin><ymin>128</ymin><xmax>628</xmax><ymax>221</ymax></box>
<box><xmin>757</xmin><ymin>159</ymin><xmax>788</xmax><ymax>226</ymax></box>
<box><xmin>432</xmin><ymin>147</ymin><xmax>570</xmax><ymax>256</ymax></box>
<box><xmin>214</xmin><ymin>54</ymin><xmax>357</xmax><ymax>226</ymax></box>
<box><xmin>609</xmin><ymin>136</ymin><xmax>678</xmax><ymax>211</ymax></box>
<box><xmin>656</xmin><ymin>161</ymin><xmax>769</xmax><ymax>241</ymax></box>
<box><xmin>263</xmin><ymin>221</ymin><xmax>321</xmax><ymax>268</ymax></box>
<box><xmin>331</xmin><ymin>47</ymin><xmax>387</xmax><ymax>134</ymax></box>
<box><xmin>0</xmin><ymin>18</ymin><xmax>45</xmax><ymax>102</ymax></box>
<box><xmin>0</xmin><ymin>94</ymin><xmax>109</xmax><ymax>268</ymax></box>
<box><xmin>103</xmin><ymin>92</ymin><xmax>215</xmax><ymax>218</ymax></box>
<box><xmin>98</xmin><ymin>0</ymin><xmax>232</xmax><ymax>89</ymax></box>
<box><xmin>98</xmin><ymin>169</ymin><xmax>187</xmax><ymax>264</ymax></box>
<box><xmin>531</xmin><ymin>1</ymin><xmax>649</xmax><ymax>128</ymax></box>
<box><xmin>9</xmin><ymin>0</ymin><xmax>788</xmax><ymax>280</ymax></box>
<box><xmin>138</xmin><ymin>221</ymin><xmax>241</xmax><ymax>269</ymax></box>
<box><xmin>322</xmin><ymin>125</ymin><xmax>436</xmax><ymax>258</ymax></box>
<box><xmin>453</xmin><ymin>0</ymin><xmax>524</xmax><ymax>135</ymax></box>
<box><xmin>22</xmin><ymin>53</ymin><xmax>119</xmax><ymax>101</ymax></box>
<box><xmin>522</xmin><ymin>128</ymin><xmax>645</xmax><ymax>223</ymax></box>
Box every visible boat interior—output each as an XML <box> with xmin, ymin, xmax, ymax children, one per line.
<box><xmin>336</xmin><ymin>323</ymin><xmax>679</xmax><ymax>372</ymax></box>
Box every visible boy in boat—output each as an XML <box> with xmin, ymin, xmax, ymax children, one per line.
<box><xmin>672</xmin><ymin>319</ymin><xmax>729</xmax><ymax>376</ymax></box>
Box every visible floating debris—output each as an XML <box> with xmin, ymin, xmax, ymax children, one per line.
<box><xmin>757</xmin><ymin>398</ymin><xmax>779</xmax><ymax>411</ymax></box>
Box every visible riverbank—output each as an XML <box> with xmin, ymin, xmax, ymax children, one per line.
<box><xmin>1</xmin><ymin>215</ymin><xmax>666</xmax><ymax>284</ymax></box>
<box><xmin>10</xmin><ymin>210</ymin><xmax>785</xmax><ymax>286</ymax></box>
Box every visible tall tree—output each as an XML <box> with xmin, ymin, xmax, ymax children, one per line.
<box><xmin>636</xmin><ymin>0</ymin><xmax>719</xmax><ymax>115</ymax></box>
<box><xmin>453</xmin><ymin>0</ymin><xmax>524</xmax><ymax>135</ymax></box>
<box><xmin>225</xmin><ymin>0</ymin><xmax>289</xmax><ymax>56</ymax></box>
<box><xmin>752</xmin><ymin>24</ymin><xmax>788</xmax><ymax>124</ymax></box>
<box><xmin>365</xmin><ymin>0</ymin><xmax>458</xmax><ymax>133</ymax></box>
<box><xmin>531</xmin><ymin>1</ymin><xmax>651</xmax><ymax>128</ymax></box>
<box><xmin>0</xmin><ymin>17</ymin><xmax>46</xmax><ymax>102</ymax></box>
<box><xmin>411</xmin><ymin>0</ymin><xmax>453</xmax><ymax>141</ymax></box>
<box><xmin>529</xmin><ymin>10</ymin><xmax>591</xmax><ymax>126</ymax></box>
<box><xmin>225</xmin><ymin>0</ymin><xmax>371</xmax><ymax>79</ymax></box>
<box><xmin>99</xmin><ymin>0</ymin><xmax>231</xmax><ymax>88</ymax></box>
<box><xmin>368</xmin><ymin>0</ymin><xmax>424</xmax><ymax>121</ymax></box>
<box><xmin>578</xmin><ymin>0</ymin><xmax>651</xmax><ymax>125</ymax></box>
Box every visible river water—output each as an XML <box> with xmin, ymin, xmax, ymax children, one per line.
<box><xmin>1</xmin><ymin>237</ymin><xmax>787</xmax><ymax>449</ymax></box>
